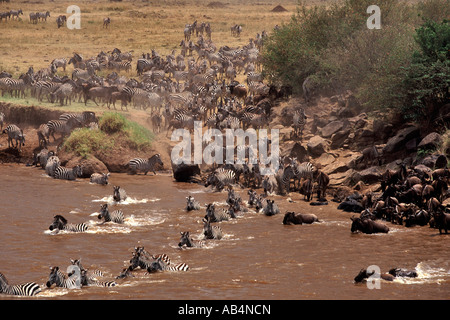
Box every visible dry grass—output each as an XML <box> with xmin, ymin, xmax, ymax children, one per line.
<box><xmin>0</xmin><ymin>0</ymin><xmax>306</xmax><ymax>77</ymax></box>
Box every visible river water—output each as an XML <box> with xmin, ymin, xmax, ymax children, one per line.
<box><xmin>0</xmin><ymin>163</ymin><xmax>448</xmax><ymax>300</ymax></box>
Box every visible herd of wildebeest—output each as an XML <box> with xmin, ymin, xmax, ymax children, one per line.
<box><xmin>0</xmin><ymin>6</ymin><xmax>449</xmax><ymax>297</ymax></box>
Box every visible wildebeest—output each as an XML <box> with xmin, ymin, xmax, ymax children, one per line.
<box><xmin>282</xmin><ymin>212</ymin><xmax>319</xmax><ymax>225</ymax></box>
<box><xmin>433</xmin><ymin>209</ymin><xmax>450</xmax><ymax>234</ymax></box>
<box><xmin>350</xmin><ymin>216</ymin><xmax>389</xmax><ymax>234</ymax></box>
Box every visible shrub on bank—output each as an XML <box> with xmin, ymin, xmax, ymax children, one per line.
<box><xmin>262</xmin><ymin>0</ymin><xmax>449</xmax><ymax>127</ymax></box>
<box><xmin>63</xmin><ymin>112</ymin><xmax>154</xmax><ymax>158</ymax></box>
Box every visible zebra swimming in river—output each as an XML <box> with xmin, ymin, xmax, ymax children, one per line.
<box><xmin>98</xmin><ymin>203</ymin><xmax>125</xmax><ymax>224</ymax></box>
<box><xmin>48</xmin><ymin>215</ymin><xmax>89</xmax><ymax>233</ymax></box>
<box><xmin>0</xmin><ymin>272</ymin><xmax>41</xmax><ymax>296</ymax></box>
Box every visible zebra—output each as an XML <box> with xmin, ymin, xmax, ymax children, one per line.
<box><xmin>46</xmin><ymin>266</ymin><xmax>80</xmax><ymax>289</ymax></box>
<box><xmin>113</xmin><ymin>185</ymin><xmax>127</xmax><ymax>202</ymax></box>
<box><xmin>0</xmin><ymin>272</ymin><xmax>41</xmax><ymax>296</ymax></box>
<box><xmin>53</xmin><ymin>165</ymin><xmax>83</xmax><ymax>181</ymax></box>
<box><xmin>90</xmin><ymin>172</ymin><xmax>110</xmax><ymax>185</ymax></box>
<box><xmin>46</xmin><ymin>117</ymin><xmax>82</xmax><ymax>141</ymax></box>
<box><xmin>2</xmin><ymin>124</ymin><xmax>25</xmax><ymax>151</ymax></box>
<box><xmin>204</xmin><ymin>203</ymin><xmax>231</xmax><ymax>222</ymax></box>
<box><xmin>34</xmin><ymin>148</ymin><xmax>55</xmax><ymax>168</ymax></box>
<box><xmin>98</xmin><ymin>203</ymin><xmax>125</xmax><ymax>224</ymax></box>
<box><xmin>178</xmin><ymin>231</ymin><xmax>205</xmax><ymax>248</ymax></box>
<box><xmin>37</xmin><ymin>123</ymin><xmax>50</xmax><ymax>148</ymax></box>
<box><xmin>292</xmin><ymin>108</ymin><xmax>307</xmax><ymax>138</ymax></box>
<box><xmin>128</xmin><ymin>154</ymin><xmax>163</xmax><ymax>175</ymax></box>
<box><xmin>108</xmin><ymin>60</ymin><xmax>131</xmax><ymax>73</ymax></box>
<box><xmin>70</xmin><ymin>259</ymin><xmax>116</xmax><ymax>287</ymax></box>
<box><xmin>291</xmin><ymin>158</ymin><xmax>314</xmax><ymax>190</ymax></box>
<box><xmin>276</xmin><ymin>164</ymin><xmax>296</xmax><ymax>195</ymax></box>
<box><xmin>10</xmin><ymin>9</ymin><xmax>23</xmax><ymax>20</ymax></box>
<box><xmin>263</xmin><ymin>199</ymin><xmax>280</xmax><ymax>216</ymax></box>
<box><xmin>59</xmin><ymin>111</ymin><xmax>96</xmax><ymax>127</ymax></box>
<box><xmin>0</xmin><ymin>77</ymin><xmax>26</xmax><ymax>98</ymax></box>
<box><xmin>185</xmin><ymin>195</ymin><xmax>200</xmax><ymax>211</ymax></box>
<box><xmin>202</xmin><ymin>217</ymin><xmax>223</xmax><ymax>240</ymax></box>
<box><xmin>45</xmin><ymin>155</ymin><xmax>60</xmax><ymax>177</ymax></box>
<box><xmin>205</xmin><ymin>168</ymin><xmax>236</xmax><ymax>192</ymax></box>
<box><xmin>136</xmin><ymin>58</ymin><xmax>153</xmax><ymax>75</ymax></box>
<box><xmin>129</xmin><ymin>251</ymin><xmax>171</xmax><ymax>271</ymax></box>
<box><xmin>48</xmin><ymin>215</ymin><xmax>89</xmax><ymax>233</ymax></box>
<box><xmin>146</xmin><ymin>256</ymin><xmax>189</xmax><ymax>273</ymax></box>
<box><xmin>37</xmin><ymin>11</ymin><xmax>50</xmax><ymax>22</ymax></box>
<box><xmin>32</xmin><ymin>80</ymin><xmax>60</xmax><ymax>102</ymax></box>
<box><xmin>51</xmin><ymin>58</ymin><xmax>67</xmax><ymax>71</ymax></box>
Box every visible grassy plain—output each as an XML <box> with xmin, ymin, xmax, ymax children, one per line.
<box><xmin>0</xmin><ymin>0</ymin><xmax>304</xmax><ymax>77</ymax></box>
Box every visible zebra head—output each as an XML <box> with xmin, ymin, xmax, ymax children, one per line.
<box><xmin>49</xmin><ymin>215</ymin><xmax>67</xmax><ymax>231</ymax></box>
<box><xmin>204</xmin><ymin>172</ymin><xmax>218</xmax><ymax>187</ymax></box>
<box><xmin>98</xmin><ymin>203</ymin><xmax>109</xmax><ymax>220</ymax></box>
<box><xmin>46</xmin><ymin>266</ymin><xmax>61</xmax><ymax>288</ymax></box>
<box><xmin>178</xmin><ymin>231</ymin><xmax>193</xmax><ymax>248</ymax></box>
<box><xmin>147</xmin><ymin>257</ymin><xmax>165</xmax><ymax>273</ymax></box>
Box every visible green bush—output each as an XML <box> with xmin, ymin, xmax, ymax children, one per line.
<box><xmin>261</xmin><ymin>0</ymin><xmax>449</xmax><ymax>126</ymax></box>
<box><xmin>401</xmin><ymin>19</ymin><xmax>450</xmax><ymax>124</ymax></box>
<box><xmin>63</xmin><ymin>112</ymin><xmax>154</xmax><ymax>158</ymax></box>
<box><xmin>63</xmin><ymin>128</ymin><xmax>114</xmax><ymax>159</ymax></box>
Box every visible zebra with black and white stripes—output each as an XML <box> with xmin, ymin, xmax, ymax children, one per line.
<box><xmin>46</xmin><ymin>266</ymin><xmax>80</xmax><ymax>289</ymax></box>
<box><xmin>0</xmin><ymin>112</ymin><xmax>5</xmax><ymax>131</ymax></box>
<box><xmin>47</xmin><ymin>117</ymin><xmax>82</xmax><ymax>141</ymax></box>
<box><xmin>128</xmin><ymin>154</ymin><xmax>163</xmax><ymax>175</ymax></box>
<box><xmin>0</xmin><ymin>272</ymin><xmax>41</xmax><ymax>296</ymax></box>
<box><xmin>98</xmin><ymin>203</ymin><xmax>125</xmax><ymax>224</ymax></box>
<box><xmin>276</xmin><ymin>164</ymin><xmax>296</xmax><ymax>195</ymax></box>
<box><xmin>204</xmin><ymin>203</ymin><xmax>232</xmax><ymax>222</ymax></box>
<box><xmin>205</xmin><ymin>168</ymin><xmax>236</xmax><ymax>192</ymax></box>
<box><xmin>146</xmin><ymin>256</ymin><xmax>189</xmax><ymax>273</ymax></box>
<box><xmin>202</xmin><ymin>217</ymin><xmax>223</xmax><ymax>240</ymax></box>
<box><xmin>178</xmin><ymin>231</ymin><xmax>205</xmax><ymax>248</ymax></box>
<box><xmin>70</xmin><ymin>259</ymin><xmax>116</xmax><ymax>287</ymax></box>
<box><xmin>32</xmin><ymin>80</ymin><xmax>60</xmax><ymax>102</ymax></box>
<box><xmin>53</xmin><ymin>165</ymin><xmax>83</xmax><ymax>181</ymax></box>
<box><xmin>2</xmin><ymin>124</ymin><xmax>25</xmax><ymax>151</ymax></box>
<box><xmin>52</xmin><ymin>58</ymin><xmax>67</xmax><ymax>71</ymax></box>
<box><xmin>292</xmin><ymin>108</ymin><xmax>307</xmax><ymax>138</ymax></box>
<box><xmin>129</xmin><ymin>251</ymin><xmax>171</xmax><ymax>271</ymax></box>
<box><xmin>59</xmin><ymin>111</ymin><xmax>96</xmax><ymax>127</ymax></box>
<box><xmin>48</xmin><ymin>215</ymin><xmax>89</xmax><ymax>233</ymax></box>
<box><xmin>291</xmin><ymin>158</ymin><xmax>314</xmax><ymax>190</ymax></box>
<box><xmin>136</xmin><ymin>58</ymin><xmax>153</xmax><ymax>75</ymax></box>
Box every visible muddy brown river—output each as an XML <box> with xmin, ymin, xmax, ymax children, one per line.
<box><xmin>0</xmin><ymin>163</ymin><xmax>448</xmax><ymax>300</ymax></box>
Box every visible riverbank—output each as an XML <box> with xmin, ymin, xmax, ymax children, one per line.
<box><xmin>1</xmin><ymin>92</ymin><xmax>449</xmax><ymax>197</ymax></box>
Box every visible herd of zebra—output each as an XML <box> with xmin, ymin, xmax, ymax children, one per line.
<box><xmin>0</xmin><ymin>17</ymin><xmax>301</xmax><ymax>138</ymax></box>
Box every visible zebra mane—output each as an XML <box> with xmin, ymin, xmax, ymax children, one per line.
<box><xmin>53</xmin><ymin>215</ymin><xmax>68</xmax><ymax>224</ymax></box>
<box><xmin>0</xmin><ymin>272</ymin><xmax>9</xmax><ymax>287</ymax></box>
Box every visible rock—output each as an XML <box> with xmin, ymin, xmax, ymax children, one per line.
<box><xmin>330</xmin><ymin>129</ymin><xmax>351</xmax><ymax>149</ymax></box>
<box><xmin>382</xmin><ymin>126</ymin><xmax>420</xmax><ymax>161</ymax></box>
<box><xmin>435</xmin><ymin>154</ymin><xmax>448</xmax><ymax>169</ymax></box>
<box><xmin>418</xmin><ymin>132</ymin><xmax>442</xmax><ymax>150</ymax></box>
<box><xmin>307</xmin><ymin>136</ymin><xmax>328</xmax><ymax>157</ymax></box>
<box><xmin>320</xmin><ymin>120</ymin><xmax>344</xmax><ymax>138</ymax></box>
<box><xmin>64</xmin><ymin>155</ymin><xmax>109</xmax><ymax>178</ymax></box>
<box><xmin>338</xmin><ymin>95</ymin><xmax>361</xmax><ymax>118</ymax></box>
<box><xmin>316</xmin><ymin>152</ymin><xmax>335</xmax><ymax>168</ymax></box>
<box><xmin>352</xmin><ymin>166</ymin><xmax>382</xmax><ymax>185</ymax></box>
<box><xmin>282</xmin><ymin>142</ymin><xmax>308</xmax><ymax>163</ymax></box>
